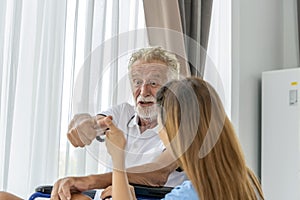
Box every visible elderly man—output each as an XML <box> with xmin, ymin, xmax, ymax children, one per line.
<box><xmin>0</xmin><ymin>47</ymin><xmax>186</xmax><ymax>200</ymax></box>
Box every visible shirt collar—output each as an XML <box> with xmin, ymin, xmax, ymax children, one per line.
<box><xmin>128</xmin><ymin>113</ymin><xmax>159</xmax><ymax>132</ymax></box>
<box><xmin>128</xmin><ymin>113</ymin><xmax>139</xmax><ymax>127</ymax></box>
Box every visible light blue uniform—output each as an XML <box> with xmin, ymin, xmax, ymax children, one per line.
<box><xmin>162</xmin><ymin>180</ymin><xmax>198</xmax><ymax>200</ymax></box>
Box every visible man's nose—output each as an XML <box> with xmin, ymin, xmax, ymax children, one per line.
<box><xmin>140</xmin><ymin>83</ymin><xmax>151</xmax><ymax>96</ymax></box>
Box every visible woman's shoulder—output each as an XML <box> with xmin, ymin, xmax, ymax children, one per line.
<box><xmin>162</xmin><ymin>180</ymin><xmax>199</xmax><ymax>200</ymax></box>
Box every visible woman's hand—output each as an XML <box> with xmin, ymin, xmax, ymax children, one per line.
<box><xmin>104</xmin><ymin>117</ymin><xmax>127</xmax><ymax>168</ymax></box>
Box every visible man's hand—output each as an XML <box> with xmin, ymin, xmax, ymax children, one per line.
<box><xmin>100</xmin><ymin>185</ymin><xmax>136</xmax><ymax>200</ymax></box>
<box><xmin>50</xmin><ymin>177</ymin><xmax>91</xmax><ymax>200</ymax></box>
<box><xmin>67</xmin><ymin>114</ymin><xmax>111</xmax><ymax>147</ymax></box>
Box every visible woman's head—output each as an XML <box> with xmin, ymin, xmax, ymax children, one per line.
<box><xmin>156</xmin><ymin>77</ymin><xmax>264</xmax><ymax>200</ymax></box>
<box><xmin>156</xmin><ymin>77</ymin><xmax>226</xmax><ymax>158</ymax></box>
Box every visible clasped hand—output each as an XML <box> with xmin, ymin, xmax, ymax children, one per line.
<box><xmin>67</xmin><ymin>114</ymin><xmax>112</xmax><ymax>147</ymax></box>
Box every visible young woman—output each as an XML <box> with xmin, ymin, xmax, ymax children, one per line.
<box><xmin>102</xmin><ymin>77</ymin><xmax>264</xmax><ymax>200</ymax></box>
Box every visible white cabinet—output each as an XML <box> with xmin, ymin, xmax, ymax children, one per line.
<box><xmin>262</xmin><ymin>68</ymin><xmax>300</xmax><ymax>199</ymax></box>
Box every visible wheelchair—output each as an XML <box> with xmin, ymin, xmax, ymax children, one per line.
<box><xmin>28</xmin><ymin>185</ymin><xmax>173</xmax><ymax>200</ymax></box>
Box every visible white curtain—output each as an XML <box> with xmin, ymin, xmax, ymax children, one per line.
<box><xmin>59</xmin><ymin>0</ymin><xmax>148</xmax><ymax>178</ymax></box>
<box><xmin>205</xmin><ymin>0</ymin><xmax>232</xmax><ymax>117</ymax></box>
<box><xmin>0</xmin><ymin>0</ymin><xmax>147</xmax><ymax>198</ymax></box>
<box><xmin>0</xmin><ymin>0</ymin><xmax>67</xmax><ymax>197</ymax></box>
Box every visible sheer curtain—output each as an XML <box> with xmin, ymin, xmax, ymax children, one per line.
<box><xmin>205</xmin><ymin>0</ymin><xmax>232</xmax><ymax>117</ymax></box>
<box><xmin>0</xmin><ymin>0</ymin><xmax>67</xmax><ymax>197</ymax></box>
<box><xmin>59</xmin><ymin>0</ymin><xmax>148</xmax><ymax>178</ymax></box>
<box><xmin>0</xmin><ymin>0</ymin><xmax>146</xmax><ymax>198</ymax></box>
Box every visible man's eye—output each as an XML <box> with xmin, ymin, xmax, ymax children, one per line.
<box><xmin>149</xmin><ymin>80</ymin><xmax>158</xmax><ymax>87</ymax></box>
<box><xmin>133</xmin><ymin>80</ymin><xmax>142</xmax><ymax>86</ymax></box>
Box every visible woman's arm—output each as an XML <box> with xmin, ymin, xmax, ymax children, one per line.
<box><xmin>112</xmin><ymin>155</ymin><xmax>133</xmax><ymax>199</ymax></box>
<box><xmin>104</xmin><ymin>117</ymin><xmax>136</xmax><ymax>200</ymax></box>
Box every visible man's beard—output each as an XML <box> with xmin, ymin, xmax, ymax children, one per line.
<box><xmin>135</xmin><ymin>96</ymin><xmax>158</xmax><ymax>120</ymax></box>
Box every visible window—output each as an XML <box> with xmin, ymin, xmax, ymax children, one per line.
<box><xmin>206</xmin><ymin>0</ymin><xmax>232</xmax><ymax>117</ymax></box>
<box><xmin>59</xmin><ymin>0</ymin><xmax>147</xmax><ymax>177</ymax></box>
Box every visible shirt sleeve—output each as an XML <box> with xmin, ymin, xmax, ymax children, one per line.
<box><xmin>161</xmin><ymin>181</ymin><xmax>199</xmax><ymax>200</ymax></box>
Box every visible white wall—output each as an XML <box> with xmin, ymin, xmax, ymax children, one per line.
<box><xmin>283</xmin><ymin>0</ymin><xmax>299</xmax><ymax>67</ymax></box>
<box><xmin>231</xmin><ymin>0</ymin><xmax>299</xmax><ymax>177</ymax></box>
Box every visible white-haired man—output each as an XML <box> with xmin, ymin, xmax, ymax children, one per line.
<box><xmin>0</xmin><ymin>47</ymin><xmax>186</xmax><ymax>200</ymax></box>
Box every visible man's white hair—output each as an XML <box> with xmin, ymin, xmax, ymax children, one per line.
<box><xmin>128</xmin><ymin>46</ymin><xmax>180</xmax><ymax>80</ymax></box>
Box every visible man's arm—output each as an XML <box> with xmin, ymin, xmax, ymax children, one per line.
<box><xmin>84</xmin><ymin>150</ymin><xmax>177</xmax><ymax>188</ymax></box>
<box><xmin>75</xmin><ymin>149</ymin><xmax>177</xmax><ymax>187</ymax></box>
<box><xmin>51</xmin><ymin>150</ymin><xmax>177</xmax><ymax>199</ymax></box>
<box><xmin>50</xmin><ymin>163</ymin><xmax>176</xmax><ymax>200</ymax></box>
<box><xmin>50</xmin><ymin>174</ymin><xmax>111</xmax><ymax>200</ymax></box>
<box><xmin>127</xmin><ymin>148</ymin><xmax>178</xmax><ymax>186</ymax></box>
<box><xmin>86</xmin><ymin>156</ymin><xmax>177</xmax><ymax>188</ymax></box>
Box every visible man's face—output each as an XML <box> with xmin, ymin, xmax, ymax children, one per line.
<box><xmin>130</xmin><ymin>60</ymin><xmax>169</xmax><ymax>120</ymax></box>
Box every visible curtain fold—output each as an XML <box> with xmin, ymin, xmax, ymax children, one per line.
<box><xmin>143</xmin><ymin>0</ymin><xmax>190</xmax><ymax>76</ymax></box>
<box><xmin>143</xmin><ymin>0</ymin><xmax>213</xmax><ymax>77</ymax></box>
<box><xmin>26</xmin><ymin>0</ymin><xmax>67</xmax><ymax>190</ymax></box>
<box><xmin>0</xmin><ymin>0</ymin><xmax>67</xmax><ymax>197</ymax></box>
<box><xmin>0</xmin><ymin>0</ymin><xmax>23</xmax><ymax>191</ymax></box>
<box><xmin>178</xmin><ymin>0</ymin><xmax>213</xmax><ymax>77</ymax></box>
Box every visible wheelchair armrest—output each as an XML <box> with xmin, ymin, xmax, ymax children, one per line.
<box><xmin>35</xmin><ymin>185</ymin><xmax>53</xmax><ymax>194</ymax></box>
<box><xmin>132</xmin><ymin>184</ymin><xmax>173</xmax><ymax>199</ymax></box>
<box><xmin>33</xmin><ymin>184</ymin><xmax>173</xmax><ymax>199</ymax></box>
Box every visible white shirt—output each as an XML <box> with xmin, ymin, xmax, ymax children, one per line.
<box><xmin>100</xmin><ymin>103</ymin><xmax>165</xmax><ymax>168</ymax></box>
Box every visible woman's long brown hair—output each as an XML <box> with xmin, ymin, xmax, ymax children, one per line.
<box><xmin>156</xmin><ymin>77</ymin><xmax>264</xmax><ymax>200</ymax></box>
